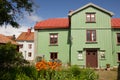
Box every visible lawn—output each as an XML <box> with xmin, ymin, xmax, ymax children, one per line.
<box><xmin>96</xmin><ymin>70</ymin><xmax>117</xmax><ymax>80</ymax></box>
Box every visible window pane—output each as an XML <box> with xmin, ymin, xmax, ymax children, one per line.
<box><xmin>87</xmin><ymin>31</ymin><xmax>91</xmax><ymax>41</ymax></box>
<box><xmin>87</xmin><ymin>15</ymin><xmax>90</xmax><ymax>17</ymax></box>
<box><xmin>117</xmin><ymin>33</ymin><xmax>120</xmax><ymax>43</ymax></box>
<box><xmin>87</xmin><ymin>30</ymin><xmax>96</xmax><ymax>41</ymax></box>
<box><xmin>50</xmin><ymin>34</ymin><xmax>58</xmax><ymax>45</ymax></box>
<box><xmin>92</xmin><ymin>31</ymin><xmax>96</xmax><ymax>41</ymax></box>
<box><xmin>86</xmin><ymin>13</ymin><xmax>95</xmax><ymax>22</ymax></box>
<box><xmin>19</xmin><ymin>44</ymin><xmax>23</xmax><ymax>48</ymax></box>
<box><xmin>50</xmin><ymin>35</ymin><xmax>54</xmax><ymax>38</ymax></box>
<box><xmin>28</xmin><ymin>44</ymin><xmax>32</xmax><ymax>49</ymax></box>
<box><xmin>28</xmin><ymin>52</ymin><xmax>32</xmax><ymax>57</ymax></box>
<box><xmin>50</xmin><ymin>53</ymin><xmax>57</xmax><ymax>60</ymax></box>
<box><xmin>86</xmin><ymin>14</ymin><xmax>90</xmax><ymax>22</ymax></box>
<box><xmin>118</xmin><ymin>53</ymin><xmax>120</xmax><ymax>61</ymax></box>
<box><xmin>91</xmin><ymin>14</ymin><xmax>95</xmax><ymax>17</ymax></box>
<box><xmin>54</xmin><ymin>35</ymin><xmax>58</xmax><ymax>38</ymax></box>
<box><xmin>78</xmin><ymin>52</ymin><xmax>83</xmax><ymax>59</ymax></box>
<box><xmin>91</xmin><ymin>17</ymin><xmax>95</xmax><ymax>22</ymax></box>
<box><xmin>100</xmin><ymin>51</ymin><xmax>105</xmax><ymax>59</ymax></box>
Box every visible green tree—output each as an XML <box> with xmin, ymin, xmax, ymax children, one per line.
<box><xmin>0</xmin><ymin>42</ymin><xmax>28</xmax><ymax>68</ymax></box>
<box><xmin>0</xmin><ymin>0</ymin><xmax>33</xmax><ymax>27</ymax></box>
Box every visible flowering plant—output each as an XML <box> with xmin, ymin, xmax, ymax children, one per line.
<box><xmin>35</xmin><ymin>59</ymin><xmax>62</xmax><ymax>71</ymax></box>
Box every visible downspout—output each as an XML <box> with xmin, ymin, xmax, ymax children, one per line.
<box><xmin>68</xmin><ymin>15</ymin><xmax>71</xmax><ymax>65</ymax></box>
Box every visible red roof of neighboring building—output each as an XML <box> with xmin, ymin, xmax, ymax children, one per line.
<box><xmin>34</xmin><ymin>18</ymin><xmax>69</xmax><ymax>29</ymax></box>
<box><xmin>34</xmin><ymin>17</ymin><xmax>120</xmax><ymax>29</ymax></box>
<box><xmin>16</xmin><ymin>29</ymin><xmax>34</xmax><ymax>41</ymax></box>
<box><xmin>111</xmin><ymin>18</ymin><xmax>120</xmax><ymax>28</ymax></box>
<box><xmin>0</xmin><ymin>34</ymin><xmax>18</xmax><ymax>45</ymax></box>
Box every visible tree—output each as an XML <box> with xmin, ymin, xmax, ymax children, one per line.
<box><xmin>0</xmin><ymin>42</ymin><xmax>29</xmax><ymax>68</ymax></box>
<box><xmin>0</xmin><ymin>0</ymin><xmax>33</xmax><ymax>27</ymax></box>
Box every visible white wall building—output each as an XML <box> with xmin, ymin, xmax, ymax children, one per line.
<box><xmin>16</xmin><ymin>29</ymin><xmax>34</xmax><ymax>61</ymax></box>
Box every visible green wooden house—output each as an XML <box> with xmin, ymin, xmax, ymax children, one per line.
<box><xmin>34</xmin><ymin>3</ymin><xmax>120</xmax><ymax>68</ymax></box>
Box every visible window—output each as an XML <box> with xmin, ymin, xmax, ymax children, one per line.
<box><xmin>86</xmin><ymin>30</ymin><xmax>96</xmax><ymax>42</ymax></box>
<box><xmin>78</xmin><ymin>51</ymin><xmax>83</xmax><ymax>60</ymax></box>
<box><xmin>28</xmin><ymin>44</ymin><xmax>32</xmax><ymax>49</ymax></box>
<box><xmin>86</xmin><ymin>13</ymin><xmax>95</xmax><ymax>22</ymax></box>
<box><xmin>50</xmin><ymin>52</ymin><xmax>58</xmax><ymax>60</ymax></box>
<box><xmin>50</xmin><ymin>33</ymin><xmax>58</xmax><ymax>45</ymax></box>
<box><xmin>118</xmin><ymin>53</ymin><xmax>120</xmax><ymax>61</ymax></box>
<box><xmin>100</xmin><ymin>51</ymin><xmax>105</xmax><ymax>59</ymax></box>
<box><xmin>28</xmin><ymin>52</ymin><xmax>32</xmax><ymax>57</ymax></box>
<box><xmin>117</xmin><ymin>33</ymin><xmax>120</xmax><ymax>44</ymax></box>
<box><xmin>19</xmin><ymin>44</ymin><xmax>23</xmax><ymax>48</ymax></box>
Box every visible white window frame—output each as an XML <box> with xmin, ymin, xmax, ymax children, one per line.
<box><xmin>78</xmin><ymin>51</ymin><xmax>83</xmax><ymax>60</ymax></box>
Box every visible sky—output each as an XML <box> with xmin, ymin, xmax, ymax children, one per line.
<box><xmin>0</xmin><ymin>0</ymin><xmax>120</xmax><ymax>37</ymax></box>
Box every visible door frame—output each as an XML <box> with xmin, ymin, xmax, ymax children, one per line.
<box><xmin>86</xmin><ymin>49</ymin><xmax>98</xmax><ymax>68</ymax></box>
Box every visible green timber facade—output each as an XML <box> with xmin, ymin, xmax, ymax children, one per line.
<box><xmin>34</xmin><ymin>3</ymin><xmax>120</xmax><ymax>68</ymax></box>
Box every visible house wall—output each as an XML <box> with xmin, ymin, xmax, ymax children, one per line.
<box><xmin>35</xmin><ymin>29</ymin><xmax>70</xmax><ymax>64</ymax></box>
<box><xmin>112</xmin><ymin>29</ymin><xmax>120</xmax><ymax>66</ymax></box>
<box><xmin>70</xmin><ymin>6</ymin><xmax>113</xmax><ymax>68</ymax></box>
<box><xmin>18</xmin><ymin>41</ymin><xmax>34</xmax><ymax>61</ymax></box>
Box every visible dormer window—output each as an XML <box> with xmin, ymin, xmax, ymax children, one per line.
<box><xmin>86</xmin><ymin>13</ymin><xmax>96</xmax><ymax>22</ymax></box>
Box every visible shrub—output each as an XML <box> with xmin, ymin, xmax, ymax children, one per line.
<box><xmin>69</xmin><ymin>65</ymin><xmax>81</xmax><ymax>77</ymax></box>
<box><xmin>15</xmin><ymin>73</ymin><xmax>30</xmax><ymax>80</ymax></box>
<box><xmin>20</xmin><ymin>66</ymin><xmax>38</xmax><ymax>80</ymax></box>
<box><xmin>36</xmin><ymin>61</ymin><xmax>98</xmax><ymax>80</ymax></box>
<box><xmin>80</xmin><ymin>68</ymin><xmax>99</xmax><ymax>80</ymax></box>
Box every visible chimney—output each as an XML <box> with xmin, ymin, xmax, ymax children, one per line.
<box><xmin>28</xmin><ymin>28</ymin><xmax>31</xmax><ymax>33</ymax></box>
<box><xmin>69</xmin><ymin>10</ymin><xmax>74</xmax><ymax>13</ymax></box>
<box><xmin>12</xmin><ymin>35</ymin><xmax>16</xmax><ymax>41</ymax></box>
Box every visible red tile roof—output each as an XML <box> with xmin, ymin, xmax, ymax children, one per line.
<box><xmin>0</xmin><ymin>34</ymin><xmax>18</xmax><ymax>45</ymax></box>
<box><xmin>16</xmin><ymin>32</ymin><xmax>34</xmax><ymax>41</ymax></box>
<box><xmin>34</xmin><ymin>17</ymin><xmax>120</xmax><ymax>29</ymax></box>
<box><xmin>34</xmin><ymin>18</ymin><xmax>69</xmax><ymax>29</ymax></box>
<box><xmin>111</xmin><ymin>18</ymin><xmax>120</xmax><ymax>28</ymax></box>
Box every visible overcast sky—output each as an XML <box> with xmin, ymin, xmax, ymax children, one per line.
<box><xmin>0</xmin><ymin>0</ymin><xmax>120</xmax><ymax>37</ymax></box>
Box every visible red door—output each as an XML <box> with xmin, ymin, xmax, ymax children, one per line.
<box><xmin>86</xmin><ymin>50</ymin><xmax>98</xmax><ymax>68</ymax></box>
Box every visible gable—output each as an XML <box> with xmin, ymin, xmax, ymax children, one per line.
<box><xmin>68</xmin><ymin>3</ymin><xmax>114</xmax><ymax>17</ymax></box>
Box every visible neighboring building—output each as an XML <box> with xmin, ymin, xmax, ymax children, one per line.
<box><xmin>0</xmin><ymin>34</ymin><xmax>17</xmax><ymax>45</ymax></box>
<box><xmin>0</xmin><ymin>34</ymin><xmax>19</xmax><ymax>50</ymax></box>
<box><xmin>16</xmin><ymin>29</ymin><xmax>34</xmax><ymax>61</ymax></box>
<box><xmin>34</xmin><ymin>3</ymin><xmax>120</xmax><ymax>68</ymax></box>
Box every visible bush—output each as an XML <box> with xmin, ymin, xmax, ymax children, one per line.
<box><xmin>20</xmin><ymin>66</ymin><xmax>38</xmax><ymax>80</ymax></box>
<box><xmin>79</xmin><ymin>68</ymin><xmax>99</xmax><ymax>80</ymax></box>
<box><xmin>15</xmin><ymin>73</ymin><xmax>30</xmax><ymax>80</ymax></box>
<box><xmin>69</xmin><ymin>65</ymin><xmax>81</xmax><ymax>77</ymax></box>
<box><xmin>0</xmin><ymin>66</ymin><xmax>38</xmax><ymax>80</ymax></box>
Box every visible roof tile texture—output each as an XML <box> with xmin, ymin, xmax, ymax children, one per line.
<box><xmin>34</xmin><ymin>18</ymin><xmax>69</xmax><ymax>29</ymax></box>
<box><xmin>16</xmin><ymin>32</ymin><xmax>34</xmax><ymax>41</ymax></box>
<box><xmin>0</xmin><ymin>34</ymin><xmax>17</xmax><ymax>45</ymax></box>
<box><xmin>111</xmin><ymin>18</ymin><xmax>120</xmax><ymax>28</ymax></box>
<box><xmin>34</xmin><ymin>18</ymin><xmax>120</xmax><ymax>29</ymax></box>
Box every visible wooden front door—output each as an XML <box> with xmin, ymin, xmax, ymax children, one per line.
<box><xmin>86</xmin><ymin>50</ymin><xmax>98</xmax><ymax>68</ymax></box>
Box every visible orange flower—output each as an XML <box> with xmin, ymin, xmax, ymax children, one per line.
<box><xmin>35</xmin><ymin>59</ymin><xmax>62</xmax><ymax>71</ymax></box>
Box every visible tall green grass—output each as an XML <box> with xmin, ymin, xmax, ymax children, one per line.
<box><xmin>0</xmin><ymin>65</ymin><xmax>98</xmax><ymax>80</ymax></box>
